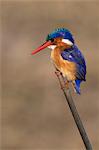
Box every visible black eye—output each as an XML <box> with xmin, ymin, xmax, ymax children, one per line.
<box><xmin>51</xmin><ymin>38</ymin><xmax>54</xmax><ymax>42</ymax></box>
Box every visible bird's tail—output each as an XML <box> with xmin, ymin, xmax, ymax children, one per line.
<box><xmin>74</xmin><ymin>79</ymin><xmax>82</xmax><ymax>94</ymax></box>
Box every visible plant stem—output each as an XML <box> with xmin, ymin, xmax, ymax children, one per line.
<box><xmin>55</xmin><ymin>71</ymin><xmax>92</xmax><ymax>150</ymax></box>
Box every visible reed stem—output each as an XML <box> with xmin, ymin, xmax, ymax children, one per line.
<box><xmin>55</xmin><ymin>70</ymin><xmax>92</xmax><ymax>150</ymax></box>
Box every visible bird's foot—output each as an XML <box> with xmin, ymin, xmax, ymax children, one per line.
<box><xmin>55</xmin><ymin>71</ymin><xmax>65</xmax><ymax>90</ymax></box>
<box><xmin>59</xmin><ymin>72</ymin><xmax>69</xmax><ymax>89</ymax></box>
<box><xmin>55</xmin><ymin>70</ymin><xmax>61</xmax><ymax>77</ymax></box>
<box><xmin>55</xmin><ymin>70</ymin><xmax>69</xmax><ymax>90</ymax></box>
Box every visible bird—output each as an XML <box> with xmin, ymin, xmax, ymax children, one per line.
<box><xmin>32</xmin><ymin>28</ymin><xmax>86</xmax><ymax>94</ymax></box>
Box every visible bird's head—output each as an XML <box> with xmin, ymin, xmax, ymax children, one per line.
<box><xmin>32</xmin><ymin>28</ymin><xmax>74</xmax><ymax>55</ymax></box>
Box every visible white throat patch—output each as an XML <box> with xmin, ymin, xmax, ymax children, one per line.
<box><xmin>62</xmin><ymin>39</ymin><xmax>73</xmax><ymax>46</ymax></box>
<box><xmin>48</xmin><ymin>45</ymin><xmax>56</xmax><ymax>50</ymax></box>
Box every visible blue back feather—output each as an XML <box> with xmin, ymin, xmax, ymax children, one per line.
<box><xmin>61</xmin><ymin>45</ymin><xmax>86</xmax><ymax>81</ymax></box>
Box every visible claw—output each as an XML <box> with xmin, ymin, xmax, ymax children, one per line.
<box><xmin>55</xmin><ymin>70</ymin><xmax>65</xmax><ymax>90</ymax></box>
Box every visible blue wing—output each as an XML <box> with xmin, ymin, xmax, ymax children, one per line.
<box><xmin>61</xmin><ymin>45</ymin><xmax>86</xmax><ymax>81</ymax></box>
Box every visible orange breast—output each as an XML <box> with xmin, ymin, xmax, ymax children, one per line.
<box><xmin>51</xmin><ymin>47</ymin><xmax>76</xmax><ymax>81</ymax></box>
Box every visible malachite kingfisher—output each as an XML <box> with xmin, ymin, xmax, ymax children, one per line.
<box><xmin>32</xmin><ymin>28</ymin><xmax>86</xmax><ymax>94</ymax></box>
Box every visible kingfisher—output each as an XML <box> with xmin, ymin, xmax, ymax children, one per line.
<box><xmin>32</xmin><ymin>28</ymin><xmax>86</xmax><ymax>94</ymax></box>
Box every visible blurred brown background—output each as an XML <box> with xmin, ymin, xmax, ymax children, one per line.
<box><xmin>1</xmin><ymin>0</ymin><xmax>99</xmax><ymax>150</ymax></box>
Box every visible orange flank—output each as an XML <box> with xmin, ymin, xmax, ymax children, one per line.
<box><xmin>51</xmin><ymin>46</ymin><xmax>76</xmax><ymax>81</ymax></box>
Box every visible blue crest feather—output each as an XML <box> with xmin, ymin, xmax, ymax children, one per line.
<box><xmin>46</xmin><ymin>28</ymin><xmax>74</xmax><ymax>44</ymax></box>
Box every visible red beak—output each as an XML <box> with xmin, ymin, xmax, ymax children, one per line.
<box><xmin>31</xmin><ymin>41</ymin><xmax>52</xmax><ymax>55</ymax></box>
